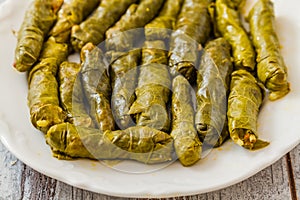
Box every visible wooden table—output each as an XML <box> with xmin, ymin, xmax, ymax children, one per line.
<box><xmin>0</xmin><ymin>140</ymin><xmax>299</xmax><ymax>199</ymax></box>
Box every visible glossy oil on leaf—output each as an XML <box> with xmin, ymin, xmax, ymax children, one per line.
<box><xmin>80</xmin><ymin>43</ymin><xmax>115</xmax><ymax>131</ymax></box>
<box><xmin>171</xmin><ymin>75</ymin><xmax>202</xmax><ymax>166</ymax></box>
<box><xmin>50</xmin><ymin>0</ymin><xmax>100</xmax><ymax>43</ymax></box>
<box><xmin>14</xmin><ymin>0</ymin><xmax>63</xmax><ymax>72</ymax></box>
<box><xmin>169</xmin><ymin>0</ymin><xmax>212</xmax><ymax>82</ymax></box>
<box><xmin>27</xmin><ymin>37</ymin><xmax>68</xmax><ymax>133</ymax></box>
<box><xmin>227</xmin><ymin>69</ymin><xmax>269</xmax><ymax>150</ymax></box>
<box><xmin>46</xmin><ymin>123</ymin><xmax>174</xmax><ymax>164</ymax></box>
<box><xmin>71</xmin><ymin>0</ymin><xmax>137</xmax><ymax>51</ymax></box>
<box><xmin>214</xmin><ymin>0</ymin><xmax>255</xmax><ymax>71</ymax></box>
<box><xmin>129</xmin><ymin>40</ymin><xmax>171</xmax><ymax>132</ymax></box>
<box><xmin>195</xmin><ymin>38</ymin><xmax>233</xmax><ymax>147</ymax></box>
<box><xmin>248</xmin><ymin>0</ymin><xmax>290</xmax><ymax>101</ymax></box>
<box><xmin>58</xmin><ymin>61</ymin><xmax>94</xmax><ymax>127</ymax></box>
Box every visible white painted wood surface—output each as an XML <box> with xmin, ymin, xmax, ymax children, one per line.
<box><xmin>0</xmin><ymin>141</ymin><xmax>298</xmax><ymax>200</ymax></box>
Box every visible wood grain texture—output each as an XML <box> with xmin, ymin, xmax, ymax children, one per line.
<box><xmin>0</xmin><ymin>142</ymin><xmax>22</xmax><ymax>200</ymax></box>
<box><xmin>1</xmin><ymin>141</ymin><xmax>299</xmax><ymax>200</ymax></box>
<box><xmin>290</xmin><ymin>145</ymin><xmax>300</xmax><ymax>199</ymax></box>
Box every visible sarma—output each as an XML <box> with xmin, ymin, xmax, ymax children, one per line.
<box><xmin>50</xmin><ymin>0</ymin><xmax>100</xmax><ymax>43</ymax></box>
<box><xmin>145</xmin><ymin>0</ymin><xmax>184</xmax><ymax>41</ymax></box>
<box><xmin>110</xmin><ymin>50</ymin><xmax>140</xmax><ymax>129</ymax></box>
<box><xmin>71</xmin><ymin>0</ymin><xmax>137</xmax><ymax>51</ymax></box>
<box><xmin>28</xmin><ymin>37</ymin><xmax>68</xmax><ymax>133</ymax></box>
<box><xmin>14</xmin><ymin>0</ymin><xmax>63</xmax><ymax>72</ymax></box>
<box><xmin>105</xmin><ymin>0</ymin><xmax>165</xmax><ymax>51</ymax></box>
<box><xmin>129</xmin><ymin>40</ymin><xmax>171</xmax><ymax>132</ymax></box>
<box><xmin>248</xmin><ymin>0</ymin><xmax>290</xmax><ymax>101</ymax></box>
<box><xmin>46</xmin><ymin>123</ymin><xmax>174</xmax><ymax>164</ymax></box>
<box><xmin>171</xmin><ymin>75</ymin><xmax>202</xmax><ymax>166</ymax></box>
<box><xmin>196</xmin><ymin>38</ymin><xmax>233</xmax><ymax>147</ymax></box>
<box><xmin>215</xmin><ymin>0</ymin><xmax>256</xmax><ymax>71</ymax></box>
<box><xmin>227</xmin><ymin>69</ymin><xmax>269</xmax><ymax>150</ymax></box>
<box><xmin>58</xmin><ymin>61</ymin><xmax>93</xmax><ymax>127</ymax></box>
<box><xmin>80</xmin><ymin>43</ymin><xmax>115</xmax><ymax>131</ymax></box>
<box><xmin>169</xmin><ymin>0</ymin><xmax>212</xmax><ymax>82</ymax></box>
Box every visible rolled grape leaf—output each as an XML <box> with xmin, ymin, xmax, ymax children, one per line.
<box><xmin>129</xmin><ymin>40</ymin><xmax>171</xmax><ymax>132</ymax></box>
<box><xmin>46</xmin><ymin>123</ymin><xmax>174</xmax><ymax>164</ymax></box>
<box><xmin>28</xmin><ymin>37</ymin><xmax>68</xmax><ymax>133</ymax></box>
<box><xmin>248</xmin><ymin>0</ymin><xmax>290</xmax><ymax>101</ymax></box>
<box><xmin>214</xmin><ymin>0</ymin><xmax>256</xmax><ymax>71</ymax></box>
<box><xmin>80</xmin><ymin>43</ymin><xmax>115</xmax><ymax>131</ymax></box>
<box><xmin>109</xmin><ymin>49</ymin><xmax>141</xmax><ymax>129</ymax></box>
<box><xmin>227</xmin><ymin>69</ymin><xmax>269</xmax><ymax>150</ymax></box>
<box><xmin>58</xmin><ymin>61</ymin><xmax>94</xmax><ymax>127</ymax></box>
<box><xmin>105</xmin><ymin>0</ymin><xmax>165</xmax><ymax>51</ymax></box>
<box><xmin>196</xmin><ymin>38</ymin><xmax>233</xmax><ymax>147</ymax></box>
<box><xmin>145</xmin><ymin>0</ymin><xmax>184</xmax><ymax>41</ymax></box>
<box><xmin>169</xmin><ymin>0</ymin><xmax>212</xmax><ymax>82</ymax></box>
<box><xmin>71</xmin><ymin>0</ymin><xmax>137</xmax><ymax>51</ymax></box>
<box><xmin>50</xmin><ymin>0</ymin><xmax>100</xmax><ymax>43</ymax></box>
<box><xmin>171</xmin><ymin>75</ymin><xmax>202</xmax><ymax>166</ymax></box>
<box><xmin>14</xmin><ymin>0</ymin><xmax>63</xmax><ymax>72</ymax></box>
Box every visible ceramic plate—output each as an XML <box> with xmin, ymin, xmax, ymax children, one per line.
<box><xmin>0</xmin><ymin>0</ymin><xmax>299</xmax><ymax>198</ymax></box>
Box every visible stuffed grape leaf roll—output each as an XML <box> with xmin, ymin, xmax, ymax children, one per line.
<box><xmin>214</xmin><ymin>0</ymin><xmax>256</xmax><ymax>71</ymax></box>
<box><xmin>248</xmin><ymin>0</ymin><xmax>290</xmax><ymax>101</ymax></box>
<box><xmin>58</xmin><ymin>61</ymin><xmax>94</xmax><ymax>127</ymax></box>
<box><xmin>50</xmin><ymin>0</ymin><xmax>100</xmax><ymax>43</ymax></box>
<box><xmin>14</xmin><ymin>0</ymin><xmax>63</xmax><ymax>72</ymax></box>
<box><xmin>169</xmin><ymin>0</ymin><xmax>212</xmax><ymax>82</ymax></box>
<box><xmin>46</xmin><ymin>123</ymin><xmax>174</xmax><ymax>164</ymax></box>
<box><xmin>28</xmin><ymin>37</ymin><xmax>68</xmax><ymax>133</ymax></box>
<box><xmin>80</xmin><ymin>43</ymin><xmax>115</xmax><ymax>131</ymax></box>
<box><xmin>129</xmin><ymin>40</ymin><xmax>171</xmax><ymax>132</ymax></box>
<box><xmin>105</xmin><ymin>0</ymin><xmax>165</xmax><ymax>51</ymax></box>
<box><xmin>144</xmin><ymin>0</ymin><xmax>184</xmax><ymax>41</ymax></box>
<box><xmin>171</xmin><ymin>75</ymin><xmax>202</xmax><ymax>166</ymax></box>
<box><xmin>71</xmin><ymin>0</ymin><xmax>137</xmax><ymax>51</ymax></box>
<box><xmin>196</xmin><ymin>38</ymin><xmax>233</xmax><ymax>147</ymax></box>
<box><xmin>109</xmin><ymin>50</ymin><xmax>141</xmax><ymax>129</ymax></box>
<box><xmin>227</xmin><ymin>69</ymin><xmax>269</xmax><ymax>150</ymax></box>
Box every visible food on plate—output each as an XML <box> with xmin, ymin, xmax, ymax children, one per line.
<box><xmin>109</xmin><ymin>50</ymin><xmax>140</xmax><ymax>130</ymax></box>
<box><xmin>171</xmin><ymin>75</ymin><xmax>202</xmax><ymax>166</ymax></box>
<box><xmin>169</xmin><ymin>0</ymin><xmax>212</xmax><ymax>82</ymax></box>
<box><xmin>105</xmin><ymin>0</ymin><xmax>165</xmax><ymax>51</ymax></box>
<box><xmin>214</xmin><ymin>0</ymin><xmax>256</xmax><ymax>71</ymax></box>
<box><xmin>80</xmin><ymin>43</ymin><xmax>115</xmax><ymax>131</ymax></box>
<box><xmin>27</xmin><ymin>37</ymin><xmax>68</xmax><ymax>133</ymax></box>
<box><xmin>248</xmin><ymin>0</ymin><xmax>290</xmax><ymax>101</ymax></box>
<box><xmin>195</xmin><ymin>38</ymin><xmax>233</xmax><ymax>147</ymax></box>
<box><xmin>50</xmin><ymin>0</ymin><xmax>100</xmax><ymax>43</ymax></box>
<box><xmin>71</xmin><ymin>0</ymin><xmax>137</xmax><ymax>51</ymax></box>
<box><xmin>14</xmin><ymin>0</ymin><xmax>63</xmax><ymax>72</ymax></box>
<box><xmin>144</xmin><ymin>0</ymin><xmax>184</xmax><ymax>41</ymax></box>
<box><xmin>12</xmin><ymin>0</ymin><xmax>290</xmax><ymax>166</ymax></box>
<box><xmin>227</xmin><ymin>69</ymin><xmax>269</xmax><ymax>150</ymax></box>
<box><xmin>46</xmin><ymin>123</ymin><xmax>174</xmax><ymax>164</ymax></box>
<box><xmin>58</xmin><ymin>61</ymin><xmax>94</xmax><ymax>127</ymax></box>
<box><xmin>129</xmin><ymin>40</ymin><xmax>171</xmax><ymax>132</ymax></box>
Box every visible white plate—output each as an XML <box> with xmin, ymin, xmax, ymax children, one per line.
<box><xmin>0</xmin><ymin>0</ymin><xmax>300</xmax><ymax>198</ymax></box>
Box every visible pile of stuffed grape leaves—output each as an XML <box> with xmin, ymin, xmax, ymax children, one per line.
<box><xmin>13</xmin><ymin>0</ymin><xmax>291</xmax><ymax>167</ymax></box>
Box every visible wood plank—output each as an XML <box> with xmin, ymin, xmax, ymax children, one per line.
<box><xmin>0</xmin><ymin>141</ymin><xmax>23</xmax><ymax>200</ymax></box>
<box><xmin>21</xmin><ymin>166</ymin><xmax>57</xmax><ymax>200</ymax></box>
<box><xmin>207</xmin><ymin>156</ymin><xmax>291</xmax><ymax>200</ymax></box>
<box><xmin>290</xmin><ymin>144</ymin><xmax>300</xmax><ymax>199</ymax></box>
<box><xmin>165</xmin><ymin>156</ymin><xmax>291</xmax><ymax>200</ymax></box>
